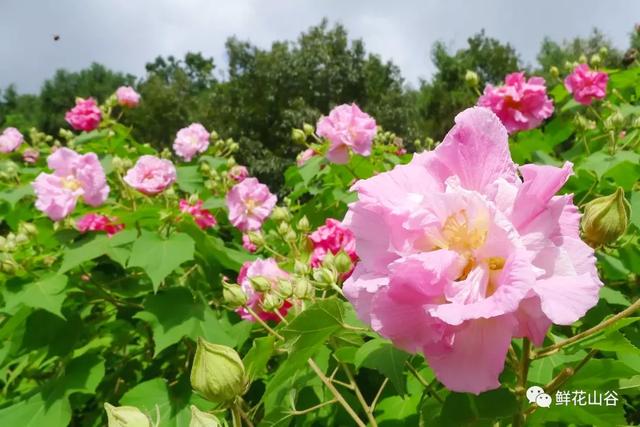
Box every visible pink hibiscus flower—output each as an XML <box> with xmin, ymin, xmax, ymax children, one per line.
<box><xmin>65</xmin><ymin>98</ymin><xmax>102</xmax><ymax>132</ymax></box>
<box><xmin>124</xmin><ymin>155</ymin><xmax>176</xmax><ymax>195</ymax></box>
<box><xmin>235</xmin><ymin>258</ymin><xmax>292</xmax><ymax>322</ymax></box>
<box><xmin>564</xmin><ymin>64</ymin><xmax>608</xmax><ymax>105</ymax></box>
<box><xmin>343</xmin><ymin>107</ymin><xmax>602</xmax><ymax>394</ymax></box>
<box><xmin>0</xmin><ymin>127</ymin><xmax>24</xmax><ymax>153</ymax></box>
<box><xmin>478</xmin><ymin>72</ymin><xmax>554</xmax><ymax>133</ymax></box>
<box><xmin>226</xmin><ymin>177</ymin><xmax>277</xmax><ymax>232</ymax></box>
<box><xmin>316</xmin><ymin>103</ymin><xmax>377</xmax><ymax>164</ymax></box>
<box><xmin>179</xmin><ymin>199</ymin><xmax>217</xmax><ymax>230</ymax></box>
<box><xmin>173</xmin><ymin>123</ymin><xmax>210</xmax><ymax>161</ymax></box>
<box><xmin>115</xmin><ymin>86</ymin><xmax>141</xmax><ymax>108</ymax></box>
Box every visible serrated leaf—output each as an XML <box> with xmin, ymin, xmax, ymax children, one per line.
<box><xmin>127</xmin><ymin>231</ymin><xmax>195</xmax><ymax>291</ymax></box>
<box><xmin>59</xmin><ymin>229</ymin><xmax>136</xmax><ymax>273</ymax></box>
<box><xmin>3</xmin><ymin>274</ymin><xmax>68</xmax><ymax>318</ymax></box>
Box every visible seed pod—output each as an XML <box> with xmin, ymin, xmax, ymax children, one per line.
<box><xmin>190</xmin><ymin>338</ymin><xmax>246</xmax><ymax>404</ymax></box>
<box><xmin>582</xmin><ymin>187</ymin><xmax>630</xmax><ymax>247</ymax></box>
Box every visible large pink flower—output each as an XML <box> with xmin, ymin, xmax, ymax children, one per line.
<box><xmin>65</xmin><ymin>98</ymin><xmax>102</xmax><ymax>132</ymax></box>
<box><xmin>124</xmin><ymin>155</ymin><xmax>176</xmax><ymax>195</ymax></box>
<box><xmin>343</xmin><ymin>107</ymin><xmax>602</xmax><ymax>394</ymax></box>
<box><xmin>309</xmin><ymin>218</ymin><xmax>357</xmax><ymax>269</ymax></box>
<box><xmin>115</xmin><ymin>86</ymin><xmax>141</xmax><ymax>108</ymax></box>
<box><xmin>564</xmin><ymin>64</ymin><xmax>608</xmax><ymax>105</ymax></box>
<box><xmin>226</xmin><ymin>177</ymin><xmax>277</xmax><ymax>232</ymax></box>
<box><xmin>173</xmin><ymin>123</ymin><xmax>210</xmax><ymax>161</ymax></box>
<box><xmin>32</xmin><ymin>148</ymin><xmax>110</xmax><ymax>220</ymax></box>
<box><xmin>316</xmin><ymin>104</ymin><xmax>377</xmax><ymax>164</ymax></box>
<box><xmin>76</xmin><ymin>213</ymin><xmax>124</xmax><ymax>236</ymax></box>
<box><xmin>235</xmin><ymin>258</ymin><xmax>292</xmax><ymax>322</ymax></box>
<box><xmin>0</xmin><ymin>127</ymin><xmax>24</xmax><ymax>153</ymax></box>
<box><xmin>478</xmin><ymin>72</ymin><xmax>554</xmax><ymax>133</ymax></box>
<box><xmin>179</xmin><ymin>199</ymin><xmax>217</xmax><ymax>229</ymax></box>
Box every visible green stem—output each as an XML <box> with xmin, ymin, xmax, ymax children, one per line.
<box><xmin>513</xmin><ymin>338</ymin><xmax>531</xmax><ymax>427</ymax></box>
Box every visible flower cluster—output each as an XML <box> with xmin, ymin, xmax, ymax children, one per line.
<box><xmin>309</xmin><ymin>218</ymin><xmax>357</xmax><ymax>270</ymax></box>
<box><xmin>235</xmin><ymin>258</ymin><xmax>292</xmax><ymax>322</ymax></box>
<box><xmin>343</xmin><ymin>107</ymin><xmax>602</xmax><ymax>393</ymax></box>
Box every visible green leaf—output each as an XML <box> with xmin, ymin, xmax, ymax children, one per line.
<box><xmin>375</xmin><ymin>394</ymin><xmax>420</xmax><ymax>423</ymax></box>
<box><xmin>127</xmin><ymin>231</ymin><xmax>195</xmax><ymax>291</ymax></box>
<box><xmin>600</xmin><ymin>287</ymin><xmax>631</xmax><ymax>306</ymax></box>
<box><xmin>0</xmin><ymin>184</ymin><xmax>33</xmax><ymax>207</ymax></box>
<box><xmin>0</xmin><ymin>393</ymin><xmax>71</xmax><ymax>427</ymax></box>
<box><xmin>527</xmin><ymin>401</ymin><xmax>626</xmax><ymax>426</ymax></box>
<box><xmin>3</xmin><ymin>274</ymin><xmax>68</xmax><ymax>318</ymax></box>
<box><xmin>243</xmin><ymin>335</ymin><xmax>276</xmax><ymax>381</ymax></box>
<box><xmin>59</xmin><ymin>229</ymin><xmax>136</xmax><ymax>273</ymax></box>
<box><xmin>354</xmin><ymin>339</ymin><xmax>409</xmax><ymax>394</ymax></box>
<box><xmin>176</xmin><ymin>166</ymin><xmax>204</xmax><ymax>193</ymax></box>
<box><xmin>578</xmin><ymin>151</ymin><xmax>640</xmax><ymax>178</ymax></box>
<box><xmin>181</xmin><ymin>222</ymin><xmax>253</xmax><ymax>273</ymax></box>
<box><xmin>50</xmin><ymin>353</ymin><xmax>106</xmax><ymax>398</ymax></box>
<box><xmin>134</xmin><ymin>287</ymin><xmax>234</xmax><ymax>355</ymax></box>
<box><xmin>631</xmin><ymin>191</ymin><xmax>640</xmax><ymax>229</ymax></box>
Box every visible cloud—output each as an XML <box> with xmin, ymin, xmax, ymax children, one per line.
<box><xmin>1</xmin><ymin>0</ymin><xmax>638</xmax><ymax>93</ymax></box>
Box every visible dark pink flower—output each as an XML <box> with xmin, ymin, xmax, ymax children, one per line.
<box><xmin>564</xmin><ymin>64</ymin><xmax>608</xmax><ymax>105</ymax></box>
<box><xmin>309</xmin><ymin>218</ymin><xmax>357</xmax><ymax>269</ymax></box>
<box><xmin>179</xmin><ymin>199</ymin><xmax>217</xmax><ymax>229</ymax></box>
<box><xmin>236</xmin><ymin>258</ymin><xmax>292</xmax><ymax>323</ymax></box>
<box><xmin>65</xmin><ymin>98</ymin><xmax>102</xmax><ymax>132</ymax></box>
<box><xmin>76</xmin><ymin>213</ymin><xmax>124</xmax><ymax>236</ymax></box>
<box><xmin>478</xmin><ymin>72</ymin><xmax>553</xmax><ymax>133</ymax></box>
<box><xmin>242</xmin><ymin>234</ymin><xmax>257</xmax><ymax>253</ymax></box>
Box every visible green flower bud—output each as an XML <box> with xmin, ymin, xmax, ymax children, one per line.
<box><xmin>104</xmin><ymin>403</ymin><xmax>152</xmax><ymax>427</ymax></box>
<box><xmin>464</xmin><ymin>70</ymin><xmax>479</xmax><ymax>88</ymax></box>
<box><xmin>276</xmin><ymin>279</ymin><xmax>293</xmax><ymax>298</ymax></box>
<box><xmin>223</xmin><ymin>283</ymin><xmax>247</xmax><ymax>308</ymax></box>
<box><xmin>293</xmin><ymin>278</ymin><xmax>314</xmax><ymax>299</ymax></box>
<box><xmin>604</xmin><ymin>110</ymin><xmax>624</xmax><ymax>130</ymax></box>
<box><xmin>249</xmin><ymin>276</ymin><xmax>272</xmax><ymax>292</ymax></box>
<box><xmin>209</xmin><ymin>130</ymin><xmax>219</xmax><ymax>141</ymax></box>
<box><xmin>582</xmin><ymin>187</ymin><xmax>630</xmax><ymax>247</ymax></box>
<box><xmin>199</xmin><ymin>162</ymin><xmax>211</xmax><ymax>173</ymax></box>
<box><xmin>14</xmin><ymin>233</ymin><xmax>28</xmax><ymax>245</ymax></box>
<box><xmin>291</xmin><ymin>128</ymin><xmax>306</xmax><ymax>144</ymax></box>
<box><xmin>277</xmin><ymin>222</ymin><xmax>291</xmax><ymax>236</ymax></box>
<box><xmin>261</xmin><ymin>292</ymin><xmax>284</xmax><ymax>312</ymax></box>
<box><xmin>189</xmin><ymin>406</ymin><xmax>221</xmax><ymax>427</ymax></box>
<box><xmin>0</xmin><ymin>254</ymin><xmax>18</xmax><ymax>274</ymax></box>
<box><xmin>294</xmin><ymin>260</ymin><xmax>310</xmax><ymax>276</ymax></box>
<box><xmin>302</xmin><ymin>123</ymin><xmax>315</xmax><ymax>136</ymax></box>
<box><xmin>334</xmin><ymin>252</ymin><xmax>353</xmax><ymax>274</ymax></box>
<box><xmin>321</xmin><ymin>251</ymin><xmax>335</xmax><ymax>269</ymax></box>
<box><xmin>271</xmin><ymin>206</ymin><xmax>291</xmax><ymax>222</ymax></box>
<box><xmin>312</xmin><ymin>267</ymin><xmax>336</xmax><ymax>289</ymax></box>
<box><xmin>549</xmin><ymin>66</ymin><xmax>559</xmax><ymax>78</ymax></box>
<box><xmin>112</xmin><ymin>156</ymin><xmax>125</xmax><ymax>171</ymax></box>
<box><xmin>226</xmin><ymin>158</ymin><xmax>236</xmax><ymax>168</ymax></box>
<box><xmin>590</xmin><ymin>54</ymin><xmax>602</xmax><ymax>67</ymax></box>
<box><xmin>285</xmin><ymin>229</ymin><xmax>297</xmax><ymax>242</ymax></box>
<box><xmin>0</xmin><ymin>236</ymin><xmax>6</xmax><ymax>252</ymax></box>
<box><xmin>599</xmin><ymin>46</ymin><xmax>609</xmax><ymax>57</ymax></box>
<box><xmin>190</xmin><ymin>337</ymin><xmax>246</xmax><ymax>404</ymax></box>
<box><xmin>296</xmin><ymin>216</ymin><xmax>310</xmax><ymax>232</ymax></box>
<box><xmin>19</xmin><ymin>223</ymin><xmax>37</xmax><ymax>237</ymax></box>
<box><xmin>579</xmin><ymin>54</ymin><xmax>587</xmax><ymax>64</ymax></box>
<box><xmin>247</xmin><ymin>231</ymin><xmax>264</xmax><ymax>247</ymax></box>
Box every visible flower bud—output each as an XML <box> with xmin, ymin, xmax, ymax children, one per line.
<box><xmin>464</xmin><ymin>70</ymin><xmax>479</xmax><ymax>88</ymax></box>
<box><xmin>276</xmin><ymin>279</ymin><xmax>293</xmax><ymax>298</ymax></box>
<box><xmin>14</xmin><ymin>233</ymin><xmax>28</xmax><ymax>245</ymax></box>
<box><xmin>312</xmin><ymin>267</ymin><xmax>337</xmax><ymax>289</ymax></box>
<box><xmin>277</xmin><ymin>222</ymin><xmax>291</xmax><ymax>236</ymax></box>
<box><xmin>190</xmin><ymin>337</ymin><xmax>246</xmax><ymax>404</ymax></box>
<box><xmin>19</xmin><ymin>222</ymin><xmax>37</xmax><ymax>236</ymax></box>
<box><xmin>582</xmin><ymin>187</ymin><xmax>630</xmax><ymax>247</ymax></box>
<box><xmin>604</xmin><ymin>110</ymin><xmax>624</xmax><ymax>130</ymax></box>
<box><xmin>223</xmin><ymin>283</ymin><xmax>247</xmax><ymax>308</ymax></box>
<box><xmin>296</xmin><ymin>216</ymin><xmax>310</xmax><ymax>232</ymax></box>
<box><xmin>291</xmin><ymin>128</ymin><xmax>306</xmax><ymax>144</ymax></box>
<box><xmin>261</xmin><ymin>292</ymin><xmax>284</xmax><ymax>312</ymax></box>
<box><xmin>199</xmin><ymin>162</ymin><xmax>211</xmax><ymax>173</ymax></box>
<box><xmin>579</xmin><ymin>54</ymin><xmax>587</xmax><ymax>64</ymax></box>
<box><xmin>247</xmin><ymin>231</ymin><xmax>264</xmax><ymax>247</ymax></box>
<box><xmin>209</xmin><ymin>130</ymin><xmax>219</xmax><ymax>141</ymax></box>
<box><xmin>294</xmin><ymin>259</ymin><xmax>310</xmax><ymax>276</ymax></box>
<box><xmin>111</xmin><ymin>156</ymin><xmax>125</xmax><ymax>171</ymax></box>
<box><xmin>104</xmin><ymin>403</ymin><xmax>152</xmax><ymax>427</ymax></box>
<box><xmin>549</xmin><ymin>66</ymin><xmax>559</xmax><ymax>79</ymax></box>
<box><xmin>271</xmin><ymin>206</ymin><xmax>291</xmax><ymax>222</ymax></box>
<box><xmin>189</xmin><ymin>406</ymin><xmax>221</xmax><ymax>427</ymax></box>
<box><xmin>599</xmin><ymin>46</ymin><xmax>609</xmax><ymax>57</ymax></box>
<box><xmin>302</xmin><ymin>123</ymin><xmax>315</xmax><ymax>136</ymax></box>
<box><xmin>321</xmin><ymin>251</ymin><xmax>335</xmax><ymax>269</ymax></box>
<box><xmin>249</xmin><ymin>276</ymin><xmax>272</xmax><ymax>292</ymax></box>
<box><xmin>334</xmin><ymin>252</ymin><xmax>353</xmax><ymax>274</ymax></box>
<box><xmin>293</xmin><ymin>278</ymin><xmax>314</xmax><ymax>299</ymax></box>
<box><xmin>284</xmin><ymin>229</ymin><xmax>297</xmax><ymax>242</ymax></box>
<box><xmin>590</xmin><ymin>54</ymin><xmax>602</xmax><ymax>67</ymax></box>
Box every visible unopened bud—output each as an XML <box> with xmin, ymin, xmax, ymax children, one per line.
<box><xmin>294</xmin><ymin>260</ymin><xmax>310</xmax><ymax>276</ymax></box>
<box><xmin>277</xmin><ymin>222</ymin><xmax>291</xmax><ymax>236</ymax></box>
<box><xmin>302</xmin><ymin>123</ymin><xmax>314</xmax><ymax>136</ymax></box>
<box><xmin>599</xmin><ymin>46</ymin><xmax>609</xmax><ymax>57</ymax></box>
<box><xmin>199</xmin><ymin>162</ymin><xmax>211</xmax><ymax>173</ymax></box>
<box><xmin>312</xmin><ymin>268</ymin><xmax>337</xmax><ymax>289</ymax></box>
<box><xmin>549</xmin><ymin>66</ymin><xmax>559</xmax><ymax>79</ymax></box>
<box><xmin>291</xmin><ymin>128</ymin><xmax>306</xmax><ymax>144</ymax></box>
<box><xmin>579</xmin><ymin>54</ymin><xmax>587</xmax><ymax>64</ymax></box>
<box><xmin>285</xmin><ymin>229</ymin><xmax>297</xmax><ymax>242</ymax></box>
<box><xmin>334</xmin><ymin>252</ymin><xmax>353</xmax><ymax>274</ymax></box>
<box><xmin>464</xmin><ymin>70</ymin><xmax>479</xmax><ymax>87</ymax></box>
<box><xmin>190</xmin><ymin>337</ymin><xmax>246</xmax><ymax>404</ymax></box>
<box><xmin>249</xmin><ymin>276</ymin><xmax>272</xmax><ymax>292</ymax></box>
<box><xmin>276</xmin><ymin>279</ymin><xmax>293</xmax><ymax>298</ymax></box>
<box><xmin>296</xmin><ymin>216</ymin><xmax>310</xmax><ymax>232</ymax></box>
<box><xmin>271</xmin><ymin>206</ymin><xmax>291</xmax><ymax>222</ymax></box>
<box><xmin>189</xmin><ymin>406</ymin><xmax>221</xmax><ymax>427</ymax></box>
<box><xmin>604</xmin><ymin>110</ymin><xmax>624</xmax><ymax>130</ymax></box>
<box><xmin>0</xmin><ymin>254</ymin><xmax>18</xmax><ymax>274</ymax></box>
<box><xmin>111</xmin><ymin>156</ymin><xmax>125</xmax><ymax>171</ymax></box>
<box><xmin>293</xmin><ymin>278</ymin><xmax>314</xmax><ymax>299</ymax></box>
<box><xmin>223</xmin><ymin>283</ymin><xmax>247</xmax><ymax>308</ymax></box>
<box><xmin>261</xmin><ymin>292</ymin><xmax>284</xmax><ymax>312</ymax></box>
<box><xmin>104</xmin><ymin>403</ymin><xmax>152</xmax><ymax>427</ymax></box>
<box><xmin>590</xmin><ymin>54</ymin><xmax>602</xmax><ymax>67</ymax></box>
<box><xmin>247</xmin><ymin>231</ymin><xmax>264</xmax><ymax>247</ymax></box>
<box><xmin>209</xmin><ymin>130</ymin><xmax>219</xmax><ymax>141</ymax></box>
<box><xmin>582</xmin><ymin>187</ymin><xmax>630</xmax><ymax>247</ymax></box>
<box><xmin>19</xmin><ymin>222</ymin><xmax>37</xmax><ymax>236</ymax></box>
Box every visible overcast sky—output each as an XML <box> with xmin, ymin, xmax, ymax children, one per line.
<box><xmin>1</xmin><ymin>0</ymin><xmax>639</xmax><ymax>93</ymax></box>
